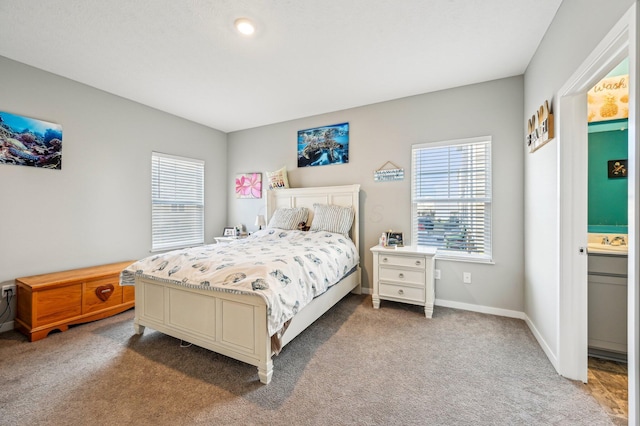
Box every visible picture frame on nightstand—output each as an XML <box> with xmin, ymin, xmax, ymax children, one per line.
<box><xmin>223</xmin><ymin>227</ymin><xmax>237</xmax><ymax>237</ymax></box>
<box><xmin>386</xmin><ymin>232</ymin><xmax>404</xmax><ymax>247</ymax></box>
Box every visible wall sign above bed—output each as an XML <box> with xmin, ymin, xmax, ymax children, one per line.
<box><xmin>297</xmin><ymin>122</ymin><xmax>349</xmax><ymax>167</ymax></box>
<box><xmin>374</xmin><ymin>160</ymin><xmax>404</xmax><ymax>182</ymax></box>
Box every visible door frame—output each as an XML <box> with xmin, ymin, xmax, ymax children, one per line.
<box><xmin>557</xmin><ymin>3</ymin><xmax>638</xmax><ymax>421</ymax></box>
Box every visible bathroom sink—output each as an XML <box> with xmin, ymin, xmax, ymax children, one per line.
<box><xmin>587</xmin><ymin>242</ymin><xmax>628</xmax><ymax>254</ymax></box>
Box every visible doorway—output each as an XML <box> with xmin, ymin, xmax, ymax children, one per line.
<box><xmin>556</xmin><ymin>3</ymin><xmax>638</xmax><ymax>423</ymax></box>
<box><xmin>585</xmin><ymin>60</ymin><xmax>630</xmax><ymax>423</ymax></box>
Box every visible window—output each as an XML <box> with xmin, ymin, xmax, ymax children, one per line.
<box><xmin>411</xmin><ymin>136</ymin><xmax>492</xmax><ymax>261</ymax></box>
<box><xmin>151</xmin><ymin>152</ymin><xmax>204</xmax><ymax>251</ymax></box>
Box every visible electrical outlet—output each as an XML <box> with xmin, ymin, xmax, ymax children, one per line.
<box><xmin>463</xmin><ymin>272</ymin><xmax>472</xmax><ymax>284</ymax></box>
<box><xmin>2</xmin><ymin>284</ymin><xmax>16</xmax><ymax>298</ymax></box>
<box><xmin>434</xmin><ymin>269</ymin><xmax>441</xmax><ymax>280</ymax></box>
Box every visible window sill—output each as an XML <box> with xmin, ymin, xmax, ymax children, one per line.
<box><xmin>433</xmin><ymin>252</ymin><xmax>494</xmax><ymax>265</ymax></box>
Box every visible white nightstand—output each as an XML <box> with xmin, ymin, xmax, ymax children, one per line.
<box><xmin>370</xmin><ymin>245</ymin><xmax>437</xmax><ymax>318</ymax></box>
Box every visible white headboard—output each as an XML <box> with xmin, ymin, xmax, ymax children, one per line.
<box><xmin>265</xmin><ymin>184</ymin><xmax>361</xmax><ymax>252</ymax></box>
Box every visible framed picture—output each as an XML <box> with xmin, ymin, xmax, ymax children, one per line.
<box><xmin>608</xmin><ymin>159</ymin><xmax>627</xmax><ymax>178</ymax></box>
<box><xmin>235</xmin><ymin>172</ymin><xmax>262</xmax><ymax>198</ymax></box>
<box><xmin>386</xmin><ymin>232</ymin><xmax>404</xmax><ymax>247</ymax></box>
<box><xmin>0</xmin><ymin>110</ymin><xmax>63</xmax><ymax>169</ymax></box>
<box><xmin>223</xmin><ymin>227</ymin><xmax>237</xmax><ymax>237</ymax></box>
<box><xmin>297</xmin><ymin>122</ymin><xmax>349</xmax><ymax>167</ymax></box>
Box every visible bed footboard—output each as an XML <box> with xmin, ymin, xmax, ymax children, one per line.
<box><xmin>133</xmin><ymin>277</ymin><xmax>273</xmax><ymax>384</ymax></box>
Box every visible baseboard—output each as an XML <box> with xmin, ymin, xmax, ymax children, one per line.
<box><xmin>434</xmin><ymin>298</ymin><xmax>526</xmax><ymax>320</ymax></box>
<box><xmin>433</xmin><ymin>298</ymin><xmax>559</xmax><ymax>371</ymax></box>
<box><xmin>0</xmin><ymin>320</ymin><xmax>15</xmax><ymax>334</ymax></box>
<box><xmin>523</xmin><ymin>314</ymin><xmax>559</xmax><ymax>372</ymax></box>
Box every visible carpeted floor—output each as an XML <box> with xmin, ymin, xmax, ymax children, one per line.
<box><xmin>0</xmin><ymin>294</ymin><xmax>614</xmax><ymax>425</ymax></box>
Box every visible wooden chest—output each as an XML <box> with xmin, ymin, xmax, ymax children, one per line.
<box><xmin>15</xmin><ymin>261</ymin><xmax>135</xmax><ymax>342</ymax></box>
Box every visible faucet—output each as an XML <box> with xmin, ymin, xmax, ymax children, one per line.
<box><xmin>610</xmin><ymin>236</ymin><xmax>626</xmax><ymax>246</ymax></box>
<box><xmin>601</xmin><ymin>236</ymin><xmax>610</xmax><ymax>245</ymax></box>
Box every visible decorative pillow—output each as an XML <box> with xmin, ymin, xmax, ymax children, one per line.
<box><xmin>265</xmin><ymin>166</ymin><xmax>290</xmax><ymax>190</ymax></box>
<box><xmin>309</xmin><ymin>203</ymin><xmax>354</xmax><ymax>235</ymax></box>
<box><xmin>267</xmin><ymin>207</ymin><xmax>309</xmax><ymax>230</ymax></box>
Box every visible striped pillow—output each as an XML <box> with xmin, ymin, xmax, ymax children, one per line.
<box><xmin>309</xmin><ymin>203</ymin><xmax>354</xmax><ymax>235</ymax></box>
<box><xmin>267</xmin><ymin>207</ymin><xmax>309</xmax><ymax>230</ymax></box>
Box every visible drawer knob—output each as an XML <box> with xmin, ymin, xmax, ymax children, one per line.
<box><xmin>398</xmin><ymin>289</ymin><xmax>404</xmax><ymax>295</ymax></box>
<box><xmin>382</xmin><ymin>257</ymin><xmax>388</xmax><ymax>262</ymax></box>
<box><xmin>415</xmin><ymin>260</ymin><xmax>422</xmax><ymax>266</ymax></box>
<box><xmin>95</xmin><ymin>284</ymin><xmax>114</xmax><ymax>302</ymax></box>
<box><xmin>398</xmin><ymin>273</ymin><xmax>404</xmax><ymax>279</ymax></box>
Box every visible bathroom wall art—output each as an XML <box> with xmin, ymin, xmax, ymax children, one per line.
<box><xmin>588</xmin><ymin>74</ymin><xmax>628</xmax><ymax>123</ymax></box>
<box><xmin>608</xmin><ymin>159</ymin><xmax>627</xmax><ymax>178</ymax></box>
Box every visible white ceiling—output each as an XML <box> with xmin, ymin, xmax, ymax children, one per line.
<box><xmin>0</xmin><ymin>0</ymin><xmax>562</xmax><ymax>133</ymax></box>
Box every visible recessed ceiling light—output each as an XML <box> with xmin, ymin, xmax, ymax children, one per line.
<box><xmin>235</xmin><ymin>18</ymin><xmax>255</xmax><ymax>36</ymax></box>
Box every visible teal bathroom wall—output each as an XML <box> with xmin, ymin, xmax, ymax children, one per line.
<box><xmin>588</xmin><ymin>120</ymin><xmax>628</xmax><ymax>233</ymax></box>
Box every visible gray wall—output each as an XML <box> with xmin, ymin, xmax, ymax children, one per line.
<box><xmin>227</xmin><ymin>76</ymin><xmax>525</xmax><ymax>313</ymax></box>
<box><xmin>523</xmin><ymin>0</ymin><xmax>634</xmax><ymax>361</ymax></box>
<box><xmin>0</xmin><ymin>56</ymin><xmax>228</xmax><ymax>330</ymax></box>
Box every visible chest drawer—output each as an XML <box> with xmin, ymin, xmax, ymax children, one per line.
<box><xmin>379</xmin><ymin>267</ymin><xmax>425</xmax><ymax>286</ymax></box>
<box><xmin>378</xmin><ymin>254</ymin><xmax>426</xmax><ymax>269</ymax></box>
<box><xmin>83</xmin><ymin>276</ymin><xmax>124</xmax><ymax>313</ymax></box>
<box><xmin>379</xmin><ymin>282</ymin><xmax>425</xmax><ymax>303</ymax></box>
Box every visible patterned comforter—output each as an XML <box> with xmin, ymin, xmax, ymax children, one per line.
<box><xmin>120</xmin><ymin>228</ymin><xmax>359</xmax><ymax>336</ymax></box>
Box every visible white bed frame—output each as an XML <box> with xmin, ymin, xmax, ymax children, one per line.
<box><xmin>132</xmin><ymin>184</ymin><xmax>361</xmax><ymax>384</ymax></box>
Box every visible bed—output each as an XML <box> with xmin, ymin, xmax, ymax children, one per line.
<box><xmin>120</xmin><ymin>184</ymin><xmax>361</xmax><ymax>384</ymax></box>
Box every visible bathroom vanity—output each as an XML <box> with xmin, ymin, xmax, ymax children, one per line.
<box><xmin>587</xmin><ymin>234</ymin><xmax>628</xmax><ymax>359</ymax></box>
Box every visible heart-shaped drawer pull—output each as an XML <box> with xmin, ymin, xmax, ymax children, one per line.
<box><xmin>96</xmin><ymin>284</ymin><xmax>114</xmax><ymax>301</ymax></box>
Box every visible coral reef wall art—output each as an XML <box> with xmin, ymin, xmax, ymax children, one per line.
<box><xmin>297</xmin><ymin>122</ymin><xmax>349</xmax><ymax>167</ymax></box>
<box><xmin>235</xmin><ymin>172</ymin><xmax>262</xmax><ymax>198</ymax></box>
<box><xmin>0</xmin><ymin>111</ymin><xmax>62</xmax><ymax>169</ymax></box>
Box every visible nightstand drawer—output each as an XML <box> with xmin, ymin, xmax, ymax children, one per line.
<box><xmin>379</xmin><ymin>282</ymin><xmax>425</xmax><ymax>303</ymax></box>
<box><xmin>378</xmin><ymin>254</ymin><xmax>426</xmax><ymax>269</ymax></box>
<box><xmin>379</xmin><ymin>267</ymin><xmax>425</xmax><ymax>285</ymax></box>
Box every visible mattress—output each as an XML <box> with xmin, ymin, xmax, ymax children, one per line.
<box><xmin>120</xmin><ymin>228</ymin><xmax>359</xmax><ymax>335</ymax></box>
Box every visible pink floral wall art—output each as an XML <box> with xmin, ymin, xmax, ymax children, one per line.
<box><xmin>235</xmin><ymin>172</ymin><xmax>262</xmax><ymax>199</ymax></box>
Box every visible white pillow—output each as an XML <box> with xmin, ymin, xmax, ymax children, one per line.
<box><xmin>265</xmin><ymin>166</ymin><xmax>290</xmax><ymax>190</ymax></box>
<box><xmin>309</xmin><ymin>203</ymin><xmax>354</xmax><ymax>235</ymax></box>
<box><xmin>267</xmin><ymin>207</ymin><xmax>309</xmax><ymax>230</ymax></box>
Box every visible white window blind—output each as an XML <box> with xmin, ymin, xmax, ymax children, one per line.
<box><xmin>411</xmin><ymin>136</ymin><xmax>492</xmax><ymax>261</ymax></box>
<box><xmin>151</xmin><ymin>152</ymin><xmax>204</xmax><ymax>251</ymax></box>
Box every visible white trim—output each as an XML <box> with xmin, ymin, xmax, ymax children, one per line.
<box><xmin>434</xmin><ymin>298</ymin><xmax>525</xmax><ymax>319</ymax></box>
<box><xmin>434</xmin><ymin>253</ymin><xmax>495</xmax><ymax>264</ymax></box>
<box><xmin>627</xmin><ymin>3</ymin><xmax>639</xmax><ymax>421</ymax></box>
<box><xmin>524</xmin><ymin>314</ymin><xmax>559</xmax><ymax>372</ymax></box>
<box><xmin>151</xmin><ymin>150</ymin><xmax>205</xmax><ymax>165</ymax></box>
<box><xmin>433</xmin><ymin>300</ymin><xmax>559</xmax><ymax>372</ymax></box>
<box><xmin>412</xmin><ymin>135</ymin><xmax>492</xmax><ymax>150</ymax></box>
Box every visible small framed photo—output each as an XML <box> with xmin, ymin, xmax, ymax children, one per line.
<box><xmin>386</xmin><ymin>232</ymin><xmax>404</xmax><ymax>247</ymax></box>
<box><xmin>223</xmin><ymin>227</ymin><xmax>237</xmax><ymax>237</ymax></box>
<box><xmin>608</xmin><ymin>159</ymin><xmax>627</xmax><ymax>178</ymax></box>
